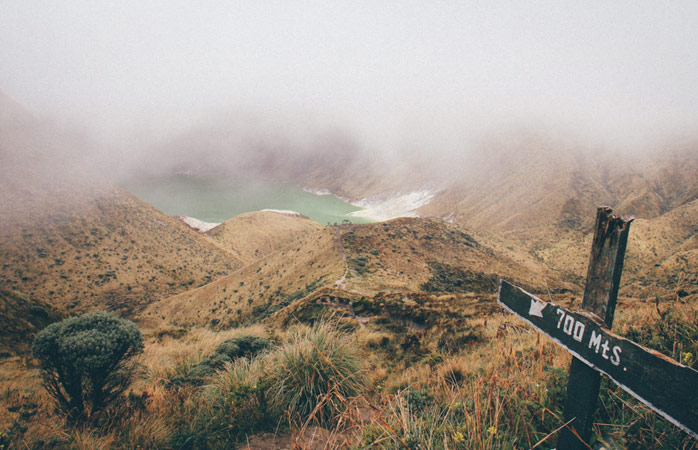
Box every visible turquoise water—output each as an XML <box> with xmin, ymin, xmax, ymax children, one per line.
<box><xmin>123</xmin><ymin>175</ymin><xmax>374</xmax><ymax>225</ymax></box>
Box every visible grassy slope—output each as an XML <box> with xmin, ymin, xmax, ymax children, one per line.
<box><xmin>416</xmin><ymin>136</ymin><xmax>697</xmax><ymax>302</ymax></box>
<box><xmin>140</xmin><ymin>226</ymin><xmax>345</xmax><ymax>328</ymax></box>
<box><xmin>0</xmin><ymin>98</ymin><xmax>242</xmax><ymax>318</ymax></box>
<box><xmin>0</xmin><ymin>186</ymin><xmax>241</xmax><ymax>317</ymax></box>
<box><xmin>205</xmin><ymin>210</ymin><xmax>324</xmax><ymax>263</ymax></box>
<box><xmin>420</xmin><ymin>137</ymin><xmax>697</xmax><ymax>236</ymax></box>
<box><xmin>537</xmin><ymin>198</ymin><xmax>698</xmax><ymax>299</ymax></box>
<box><xmin>337</xmin><ymin>218</ymin><xmax>561</xmax><ymax>295</ymax></box>
<box><xmin>0</xmin><ymin>289</ymin><xmax>62</xmax><ymax>355</ymax></box>
<box><xmin>143</xmin><ymin>216</ymin><xmax>574</xmax><ymax>330</ymax></box>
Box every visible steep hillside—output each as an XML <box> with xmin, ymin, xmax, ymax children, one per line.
<box><xmin>337</xmin><ymin>218</ymin><xmax>562</xmax><ymax>295</ymax></box>
<box><xmin>144</xmin><ymin>217</ymin><xmax>571</xmax><ymax>329</ymax></box>
<box><xmin>410</xmin><ymin>135</ymin><xmax>697</xmax><ymax>303</ymax></box>
<box><xmin>264</xmin><ymin>218</ymin><xmax>576</xmax><ymax>333</ymax></box>
<box><xmin>418</xmin><ymin>134</ymin><xmax>613</xmax><ymax>235</ymax></box>
<box><xmin>419</xmin><ymin>135</ymin><xmax>697</xmax><ymax>237</ymax></box>
<box><xmin>205</xmin><ymin>210</ymin><xmax>323</xmax><ymax>263</ymax></box>
<box><xmin>534</xmin><ymin>198</ymin><xmax>698</xmax><ymax>302</ymax></box>
<box><xmin>0</xmin><ymin>289</ymin><xmax>61</xmax><ymax>355</ymax></box>
<box><xmin>619</xmin><ymin>197</ymin><xmax>697</xmax><ymax>300</ymax></box>
<box><xmin>1</xmin><ymin>92</ymin><xmax>244</xmax><ymax>317</ymax></box>
<box><xmin>141</xmin><ymin>227</ymin><xmax>344</xmax><ymax>328</ymax></box>
<box><xmin>0</xmin><ymin>186</ymin><xmax>242</xmax><ymax>316</ymax></box>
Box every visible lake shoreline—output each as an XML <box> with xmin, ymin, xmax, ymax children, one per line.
<box><xmin>123</xmin><ymin>176</ymin><xmax>376</xmax><ymax>225</ymax></box>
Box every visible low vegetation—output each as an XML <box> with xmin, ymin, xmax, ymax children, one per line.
<box><xmin>266</xmin><ymin>321</ymin><xmax>366</xmax><ymax>426</ymax></box>
<box><xmin>2</xmin><ymin>295</ymin><xmax>695</xmax><ymax>449</ymax></box>
<box><xmin>1</xmin><ymin>212</ymin><xmax>696</xmax><ymax>448</ymax></box>
<box><xmin>31</xmin><ymin>311</ymin><xmax>143</xmax><ymax>422</ymax></box>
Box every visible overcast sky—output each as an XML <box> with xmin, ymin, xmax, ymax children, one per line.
<box><xmin>1</xmin><ymin>1</ymin><xmax>697</xmax><ymax>151</ymax></box>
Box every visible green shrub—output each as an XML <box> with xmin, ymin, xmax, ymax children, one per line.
<box><xmin>212</xmin><ymin>335</ymin><xmax>274</xmax><ymax>362</ymax></box>
<box><xmin>179</xmin><ymin>335</ymin><xmax>274</xmax><ymax>384</ymax></box>
<box><xmin>437</xmin><ymin>328</ymin><xmax>484</xmax><ymax>354</ymax></box>
<box><xmin>266</xmin><ymin>321</ymin><xmax>365</xmax><ymax>426</ymax></box>
<box><xmin>32</xmin><ymin>311</ymin><xmax>143</xmax><ymax>421</ymax></box>
<box><xmin>420</xmin><ymin>261</ymin><xmax>498</xmax><ymax>293</ymax></box>
<box><xmin>402</xmin><ymin>388</ymin><xmax>432</xmax><ymax>411</ymax></box>
<box><xmin>156</xmin><ymin>355</ymin><xmax>204</xmax><ymax>388</ymax></box>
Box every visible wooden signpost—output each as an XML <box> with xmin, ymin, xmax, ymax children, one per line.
<box><xmin>497</xmin><ymin>207</ymin><xmax>698</xmax><ymax>448</ymax></box>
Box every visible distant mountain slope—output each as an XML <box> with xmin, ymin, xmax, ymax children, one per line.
<box><xmin>607</xmin><ymin>143</ymin><xmax>698</xmax><ymax>219</ymax></box>
<box><xmin>418</xmin><ymin>134</ymin><xmax>614</xmax><ymax>235</ymax></box>
<box><xmin>420</xmin><ymin>135</ymin><xmax>697</xmax><ymax>235</ymax></box>
<box><xmin>411</xmin><ymin>135</ymin><xmax>697</xmax><ymax>296</ymax></box>
<box><xmin>535</xmin><ymin>198</ymin><xmax>698</xmax><ymax>301</ymax></box>
<box><xmin>205</xmin><ymin>210</ymin><xmax>324</xmax><ymax>263</ymax></box>
<box><xmin>625</xmin><ymin>199</ymin><xmax>698</xmax><ymax>299</ymax></box>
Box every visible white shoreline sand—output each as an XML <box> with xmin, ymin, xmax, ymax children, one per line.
<box><xmin>349</xmin><ymin>190</ymin><xmax>435</xmax><ymax>222</ymax></box>
<box><xmin>260</xmin><ymin>209</ymin><xmax>303</xmax><ymax>217</ymax></box>
<box><xmin>174</xmin><ymin>216</ymin><xmax>221</xmax><ymax>232</ymax></box>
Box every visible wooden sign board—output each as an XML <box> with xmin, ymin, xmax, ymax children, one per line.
<box><xmin>498</xmin><ymin>279</ymin><xmax>698</xmax><ymax>440</ymax></box>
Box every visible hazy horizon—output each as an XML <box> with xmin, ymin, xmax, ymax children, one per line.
<box><xmin>2</xmin><ymin>1</ymin><xmax>698</xmax><ymax>174</ymax></box>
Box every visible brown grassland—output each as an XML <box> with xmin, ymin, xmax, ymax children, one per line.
<box><xmin>1</xmin><ymin>202</ymin><xmax>697</xmax><ymax>449</ymax></box>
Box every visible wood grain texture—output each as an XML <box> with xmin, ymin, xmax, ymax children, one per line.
<box><xmin>558</xmin><ymin>207</ymin><xmax>632</xmax><ymax>449</ymax></box>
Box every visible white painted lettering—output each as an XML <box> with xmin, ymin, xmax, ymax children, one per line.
<box><xmin>610</xmin><ymin>346</ymin><xmax>622</xmax><ymax>366</ymax></box>
<box><xmin>563</xmin><ymin>315</ymin><xmax>575</xmax><ymax>335</ymax></box>
<box><xmin>556</xmin><ymin>309</ymin><xmax>565</xmax><ymax>328</ymax></box>
<box><xmin>601</xmin><ymin>340</ymin><xmax>610</xmax><ymax>359</ymax></box>
<box><xmin>573</xmin><ymin>322</ymin><xmax>585</xmax><ymax>342</ymax></box>
<box><xmin>588</xmin><ymin>331</ymin><xmax>602</xmax><ymax>353</ymax></box>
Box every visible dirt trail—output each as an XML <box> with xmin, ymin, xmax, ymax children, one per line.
<box><xmin>331</xmin><ymin>225</ymin><xmax>368</xmax><ymax>297</ymax></box>
<box><xmin>332</xmin><ymin>227</ymin><xmax>348</xmax><ymax>289</ymax></box>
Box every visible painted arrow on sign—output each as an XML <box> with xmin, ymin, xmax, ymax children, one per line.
<box><xmin>498</xmin><ymin>279</ymin><xmax>698</xmax><ymax>440</ymax></box>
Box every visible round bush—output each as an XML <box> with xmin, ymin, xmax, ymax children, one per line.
<box><xmin>266</xmin><ymin>321</ymin><xmax>365</xmax><ymax>425</ymax></box>
<box><xmin>32</xmin><ymin>311</ymin><xmax>143</xmax><ymax>420</ymax></box>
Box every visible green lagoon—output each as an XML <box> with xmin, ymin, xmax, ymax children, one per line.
<box><xmin>123</xmin><ymin>175</ymin><xmax>374</xmax><ymax>225</ymax></box>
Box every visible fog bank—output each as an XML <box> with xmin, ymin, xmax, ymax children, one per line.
<box><xmin>1</xmin><ymin>2</ymin><xmax>697</xmax><ymax>183</ymax></box>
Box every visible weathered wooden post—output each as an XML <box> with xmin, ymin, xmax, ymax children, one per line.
<box><xmin>556</xmin><ymin>206</ymin><xmax>632</xmax><ymax>449</ymax></box>
<box><xmin>498</xmin><ymin>206</ymin><xmax>698</xmax><ymax>447</ymax></box>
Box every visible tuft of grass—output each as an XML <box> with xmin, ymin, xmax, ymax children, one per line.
<box><xmin>168</xmin><ymin>357</ymin><xmax>278</xmax><ymax>449</ymax></box>
<box><xmin>266</xmin><ymin>320</ymin><xmax>366</xmax><ymax>426</ymax></box>
<box><xmin>68</xmin><ymin>427</ymin><xmax>115</xmax><ymax>450</ymax></box>
<box><xmin>206</xmin><ymin>357</ymin><xmax>277</xmax><ymax>433</ymax></box>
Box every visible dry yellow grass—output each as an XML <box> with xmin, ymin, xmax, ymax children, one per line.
<box><xmin>206</xmin><ymin>210</ymin><xmax>324</xmax><ymax>264</ymax></box>
<box><xmin>138</xmin><ymin>324</ymin><xmax>269</xmax><ymax>382</ymax></box>
<box><xmin>0</xmin><ymin>357</ymin><xmax>68</xmax><ymax>447</ymax></box>
<box><xmin>141</xmin><ymin>227</ymin><xmax>344</xmax><ymax>328</ymax></box>
<box><xmin>0</xmin><ymin>187</ymin><xmax>241</xmax><ymax>317</ymax></box>
<box><xmin>2</xmin><ymin>293</ymin><xmax>695</xmax><ymax>448</ymax></box>
<box><xmin>339</xmin><ymin>218</ymin><xmax>560</xmax><ymax>295</ymax></box>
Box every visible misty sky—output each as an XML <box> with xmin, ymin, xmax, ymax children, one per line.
<box><xmin>1</xmin><ymin>1</ymin><xmax>698</xmax><ymax>151</ymax></box>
